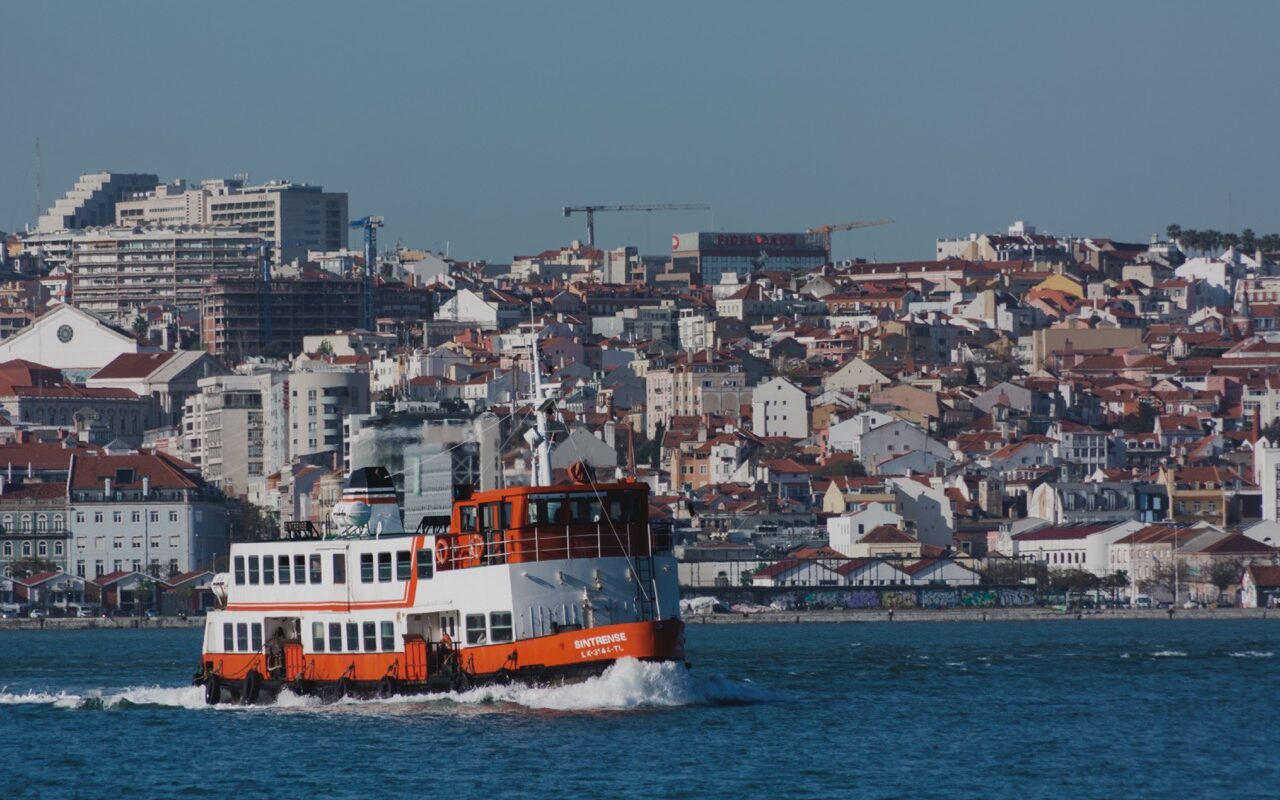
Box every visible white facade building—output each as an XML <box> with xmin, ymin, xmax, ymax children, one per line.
<box><xmin>68</xmin><ymin>451</ymin><xmax>226</xmax><ymax>578</ymax></box>
<box><xmin>751</xmin><ymin>377</ymin><xmax>809</xmax><ymax>439</ymax></box>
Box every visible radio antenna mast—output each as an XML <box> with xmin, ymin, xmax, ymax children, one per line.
<box><xmin>34</xmin><ymin>138</ymin><xmax>43</xmax><ymax>223</ymax></box>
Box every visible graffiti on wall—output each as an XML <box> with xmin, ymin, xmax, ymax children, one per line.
<box><xmin>919</xmin><ymin>589</ymin><xmax>959</xmax><ymax>609</ymax></box>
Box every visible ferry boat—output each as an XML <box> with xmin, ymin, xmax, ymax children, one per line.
<box><xmin>193</xmin><ymin>350</ymin><xmax>684</xmax><ymax>704</ymax></box>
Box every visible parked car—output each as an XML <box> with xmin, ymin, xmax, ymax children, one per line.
<box><xmin>28</xmin><ymin>608</ymin><xmax>47</xmax><ymax>619</ymax></box>
<box><xmin>144</xmin><ymin>609</ymin><xmax>160</xmax><ymax>618</ymax></box>
<box><xmin>1135</xmin><ymin>595</ymin><xmax>1152</xmax><ymax>609</ymax></box>
<box><xmin>75</xmin><ymin>607</ymin><xmax>97</xmax><ymax>618</ymax></box>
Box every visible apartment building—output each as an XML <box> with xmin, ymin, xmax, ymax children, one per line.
<box><xmin>116</xmin><ymin>178</ymin><xmax>347</xmax><ymax>265</ymax></box>
<box><xmin>290</xmin><ymin>368</ymin><xmax>371</xmax><ymax>459</ymax></box>
<box><xmin>68</xmin><ymin>451</ymin><xmax>226</xmax><ymax>579</ymax></box>
<box><xmin>69</xmin><ymin>225</ymin><xmax>264</xmax><ymax>319</ymax></box>
<box><xmin>182</xmin><ymin>371</ymin><xmax>289</xmax><ymax>495</ymax></box>
<box><xmin>37</xmin><ymin>172</ymin><xmax>159</xmax><ymax>233</ymax></box>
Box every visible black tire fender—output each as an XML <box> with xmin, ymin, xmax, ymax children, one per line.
<box><xmin>377</xmin><ymin>676</ymin><xmax>396</xmax><ymax>698</ymax></box>
<box><xmin>204</xmin><ymin>674</ymin><xmax>222</xmax><ymax>706</ymax></box>
<box><xmin>243</xmin><ymin>670</ymin><xmax>263</xmax><ymax>705</ymax></box>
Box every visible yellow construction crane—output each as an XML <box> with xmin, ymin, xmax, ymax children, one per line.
<box><xmin>807</xmin><ymin>218</ymin><xmax>894</xmax><ymax>253</ymax></box>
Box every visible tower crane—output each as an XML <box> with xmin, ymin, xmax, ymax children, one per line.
<box><xmin>806</xmin><ymin>218</ymin><xmax>894</xmax><ymax>254</ymax></box>
<box><xmin>350</xmin><ymin>215</ymin><xmax>384</xmax><ymax>330</ymax></box>
<box><xmin>561</xmin><ymin>203</ymin><xmax>711</xmax><ymax>248</ymax></box>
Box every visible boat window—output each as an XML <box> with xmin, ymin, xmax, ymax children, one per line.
<box><xmin>459</xmin><ymin>504</ymin><xmax>477</xmax><ymax>532</ymax></box>
<box><xmin>489</xmin><ymin>612</ymin><xmax>513</xmax><ymax>643</ymax></box>
<box><xmin>278</xmin><ymin>555</ymin><xmax>290</xmax><ymax>585</ymax></box>
<box><xmin>309</xmin><ymin>554</ymin><xmax>322</xmax><ymax>584</ymax></box>
<box><xmin>499</xmin><ymin>502</ymin><xmax>512</xmax><ymax>529</ymax></box>
<box><xmin>528</xmin><ymin>496</ymin><xmax>566</xmax><ymax>526</ymax></box>
<box><xmin>465</xmin><ymin>614</ymin><xmax>487</xmax><ymax>645</ymax></box>
<box><xmin>346</xmin><ymin>622</ymin><xmax>359</xmax><ymax>651</ymax></box>
<box><xmin>263</xmin><ymin>558</ymin><xmax>275</xmax><ymax>585</ymax></box>
<box><xmin>570</xmin><ymin>496</ymin><xmax>603</xmax><ymax>524</ymax></box>
<box><xmin>328</xmin><ymin>623</ymin><xmax>342</xmax><ymax>652</ymax></box>
<box><xmin>380</xmin><ymin>621</ymin><xmax>395</xmax><ymax>651</ymax></box>
<box><xmin>236</xmin><ymin>623</ymin><xmax>248</xmax><ymax>651</ymax></box>
<box><xmin>233</xmin><ymin>556</ymin><xmax>245</xmax><ymax>585</ymax></box>
<box><xmin>248</xmin><ymin>555</ymin><xmax>260</xmax><ymax>585</ymax></box>
<box><xmin>293</xmin><ymin>555</ymin><xmax>306</xmax><ymax>585</ymax></box>
<box><xmin>416</xmin><ymin>549</ymin><xmax>433</xmax><ymax>580</ymax></box>
<box><xmin>363</xmin><ymin>622</ymin><xmax>377</xmax><ymax>652</ymax></box>
<box><xmin>480</xmin><ymin>504</ymin><xmax>493</xmax><ymax>531</ymax></box>
<box><xmin>312</xmin><ymin>622</ymin><xmax>325</xmax><ymax>652</ymax></box>
<box><xmin>608</xmin><ymin>492</ymin><xmax>642</xmax><ymax>523</ymax></box>
<box><xmin>395</xmin><ymin>551</ymin><xmax>411</xmax><ymax>581</ymax></box>
<box><xmin>332</xmin><ymin>553</ymin><xmax>346</xmax><ymax>584</ymax></box>
<box><xmin>377</xmin><ymin>552</ymin><xmax>392</xmax><ymax>582</ymax></box>
<box><xmin>360</xmin><ymin>553</ymin><xmax>374</xmax><ymax>583</ymax></box>
<box><xmin>223</xmin><ymin>623</ymin><xmax>233</xmax><ymax>651</ymax></box>
<box><xmin>251</xmin><ymin>623</ymin><xmax>263</xmax><ymax>652</ymax></box>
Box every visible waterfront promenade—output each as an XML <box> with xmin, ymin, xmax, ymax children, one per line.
<box><xmin>684</xmin><ymin>607</ymin><xmax>1280</xmax><ymax>624</ymax></box>
<box><xmin>3</xmin><ymin>608</ymin><xmax>1277</xmax><ymax>631</ymax></box>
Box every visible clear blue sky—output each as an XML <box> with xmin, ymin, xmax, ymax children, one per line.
<box><xmin>3</xmin><ymin>1</ymin><xmax>1278</xmax><ymax>263</ymax></box>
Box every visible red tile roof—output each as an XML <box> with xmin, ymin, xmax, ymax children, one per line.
<box><xmin>91</xmin><ymin>352</ymin><xmax>178</xmax><ymax>380</ymax></box>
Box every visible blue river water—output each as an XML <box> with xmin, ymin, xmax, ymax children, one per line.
<box><xmin>1</xmin><ymin>620</ymin><xmax>1278</xmax><ymax>799</ymax></box>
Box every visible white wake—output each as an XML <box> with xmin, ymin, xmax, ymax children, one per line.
<box><xmin>0</xmin><ymin>659</ymin><xmax>773</xmax><ymax>713</ymax></box>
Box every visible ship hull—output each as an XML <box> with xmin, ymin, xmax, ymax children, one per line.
<box><xmin>195</xmin><ymin>618</ymin><xmax>685</xmax><ymax>704</ymax></box>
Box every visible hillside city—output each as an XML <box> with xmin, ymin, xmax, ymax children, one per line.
<box><xmin>3</xmin><ymin>170</ymin><xmax>1280</xmax><ymax>616</ymax></box>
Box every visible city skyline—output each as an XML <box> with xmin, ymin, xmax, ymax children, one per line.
<box><xmin>4</xmin><ymin>1</ymin><xmax>1280</xmax><ymax>262</ymax></box>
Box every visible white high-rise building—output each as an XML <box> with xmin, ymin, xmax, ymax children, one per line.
<box><xmin>37</xmin><ymin>172</ymin><xmax>159</xmax><ymax>233</ymax></box>
<box><xmin>116</xmin><ymin>178</ymin><xmax>348</xmax><ymax>265</ymax></box>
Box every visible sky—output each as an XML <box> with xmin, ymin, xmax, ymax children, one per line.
<box><xmin>3</xmin><ymin>1</ymin><xmax>1279</xmax><ymax>264</ymax></box>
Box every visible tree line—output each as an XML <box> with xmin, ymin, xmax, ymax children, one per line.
<box><xmin>1167</xmin><ymin>224</ymin><xmax>1280</xmax><ymax>256</ymax></box>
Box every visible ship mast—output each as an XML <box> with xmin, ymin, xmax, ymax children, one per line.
<box><xmin>524</xmin><ymin>307</ymin><xmax>554</xmax><ymax>487</ymax></box>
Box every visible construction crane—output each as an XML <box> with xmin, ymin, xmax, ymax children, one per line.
<box><xmin>806</xmin><ymin>218</ymin><xmax>894</xmax><ymax>254</ymax></box>
<box><xmin>561</xmin><ymin>203</ymin><xmax>711</xmax><ymax>248</ymax></box>
<box><xmin>350</xmin><ymin>215</ymin><xmax>384</xmax><ymax>330</ymax></box>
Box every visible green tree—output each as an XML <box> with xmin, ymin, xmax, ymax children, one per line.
<box><xmin>316</xmin><ymin>339</ymin><xmax>334</xmax><ymax>357</ymax></box>
<box><xmin>131</xmin><ymin>315</ymin><xmax>149</xmax><ymax>338</ymax></box>
<box><xmin>1209</xmin><ymin>558</ymin><xmax>1246</xmax><ymax>604</ymax></box>
<box><xmin>649</xmin><ymin>421</ymin><xmax>665</xmax><ymax>471</ymax></box>
<box><xmin>813</xmin><ymin>459</ymin><xmax>867</xmax><ymax>479</ymax></box>
<box><xmin>1165</xmin><ymin>224</ymin><xmax>1182</xmax><ymax>243</ymax></box>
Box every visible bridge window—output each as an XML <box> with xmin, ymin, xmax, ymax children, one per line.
<box><xmin>459</xmin><ymin>505</ymin><xmax>477</xmax><ymax>532</ymax></box>
<box><xmin>312</xmin><ymin>622</ymin><xmax>325</xmax><ymax>652</ymax></box>
<box><xmin>465</xmin><ymin>614</ymin><xmax>487</xmax><ymax>645</ymax></box>
<box><xmin>263</xmin><ymin>558</ymin><xmax>274</xmax><ymax>585</ymax></box>
<box><xmin>332</xmin><ymin>554</ymin><xmax>346</xmax><ymax>584</ymax></box>
<box><xmin>309</xmin><ymin>554</ymin><xmax>322</xmax><ymax>584</ymax></box>
<box><xmin>293</xmin><ymin>555</ymin><xmax>305</xmax><ymax>584</ymax></box>
<box><xmin>278</xmin><ymin>555</ymin><xmax>290</xmax><ymax>584</ymax></box>
<box><xmin>248</xmin><ymin>556</ymin><xmax>260</xmax><ymax>585</ymax></box>
<box><xmin>416</xmin><ymin>550</ymin><xmax>433</xmax><ymax>580</ymax></box>
<box><xmin>396</xmin><ymin>551</ymin><xmax>411</xmax><ymax>581</ymax></box>
<box><xmin>570</xmin><ymin>495</ymin><xmax>603</xmax><ymax>524</ymax></box>
<box><xmin>329</xmin><ymin>623</ymin><xmax>342</xmax><ymax>652</ymax></box>
<box><xmin>527</xmin><ymin>496</ymin><xmax>566</xmax><ymax>526</ymax></box>
<box><xmin>377</xmin><ymin>552</ymin><xmax>392</xmax><ymax>582</ymax></box>
<box><xmin>362</xmin><ymin>622</ymin><xmax>377</xmax><ymax>651</ymax></box>
<box><xmin>380</xmin><ymin>621</ymin><xmax>394</xmax><ymax>651</ymax></box>
<box><xmin>489</xmin><ymin>612</ymin><xmax>513</xmax><ymax>643</ymax></box>
<box><xmin>234</xmin><ymin>556</ymin><xmax>245</xmax><ymax>585</ymax></box>
<box><xmin>360</xmin><ymin>553</ymin><xmax>374</xmax><ymax>583</ymax></box>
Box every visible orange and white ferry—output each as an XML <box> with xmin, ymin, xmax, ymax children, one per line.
<box><xmin>194</xmin><ymin>350</ymin><xmax>684</xmax><ymax>704</ymax></box>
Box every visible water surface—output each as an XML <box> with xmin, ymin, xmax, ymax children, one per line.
<box><xmin>1</xmin><ymin>620</ymin><xmax>1276</xmax><ymax>799</ymax></box>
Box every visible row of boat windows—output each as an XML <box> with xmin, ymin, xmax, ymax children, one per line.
<box><xmin>218</xmin><ymin>615</ymin><xmax>515</xmax><ymax>653</ymax></box>
<box><xmin>232</xmin><ymin>551</ymin><xmax>434</xmax><ymax>587</ymax></box>
<box><xmin>458</xmin><ymin>492</ymin><xmax>646</xmax><ymax>531</ymax></box>
<box><xmin>220</xmin><ymin>621</ymin><xmax>398</xmax><ymax>653</ymax></box>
